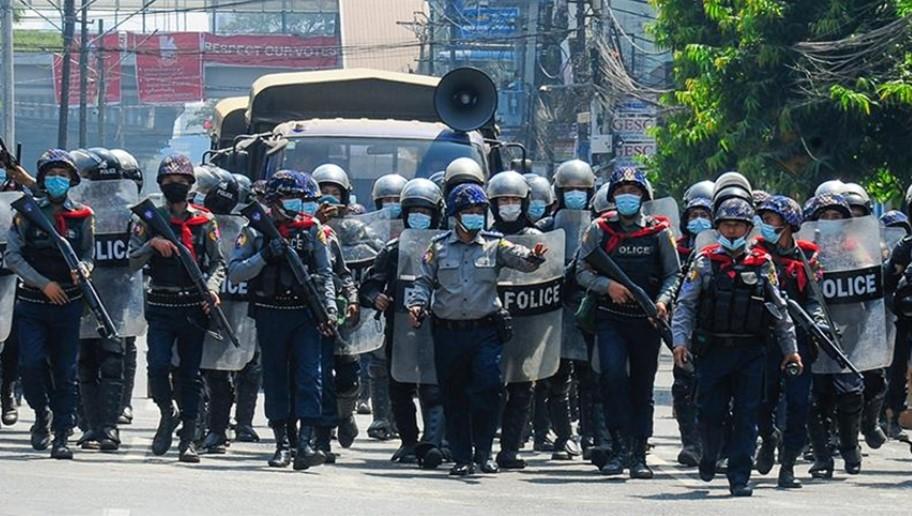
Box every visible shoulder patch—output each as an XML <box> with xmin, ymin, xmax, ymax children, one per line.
<box><xmin>235</xmin><ymin>231</ymin><xmax>248</xmax><ymax>248</ymax></box>
<box><xmin>481</xmin><ymin>229</ymin><xmax>504</xmax><ymax>238</ymax></box>
<box><xmin>423</xmin><ymin>243</ymin><xmax>436</xmax><ymax>264</ymax></box>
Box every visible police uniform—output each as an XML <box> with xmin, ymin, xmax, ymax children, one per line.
<box><xmin>673</xmin><ymin>242</ymin><xmax>797</xmax><ymax>494</ymax></box>
<box><xmin>228</xmin><ymin>207</ymin><xmax>337</xmax><ymax>469</ymax></box>
<box><xmin>324</xmin><ymin>225</ymin><xmax>357</xmax><ymax>454</ymax></box>
<box><xmin>410</xmin><ymin>229</ymin><xmax>544</xmax><ymax>473</ymax></box>
<box><xmin>129</xmin><ymin>203</ymin><xmax>224</xmax><ymax>456</ymax></box>
<box><xmin>576</xmin><ymin>209</ymin><xmax>680</xmax><ymax>475</ymax></box>
<box><xmin>6</xmin><ymin>195</ymin><xmax>94</xmax><ymax>455</ymax></box>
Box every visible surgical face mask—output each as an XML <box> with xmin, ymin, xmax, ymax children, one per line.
<box><xmin>614</xmin><ymin>193</ymin><xmax>642</xmax><ymax>216</ymax></box>
<box><xmin>300</xmin><ymin>201</ymin><xmax>319</xmax><ymax>216</ymax></box>
<box><xmin>459</xmin><ymin>213</ymin><xmax>486</xmax><ymax>232</ymax></box>
<box><xmin>718</xmin><ymin>234</ymin><xmax>747</xmax><ymax>253</ymax></box>
<box><xmin>528</xmin><ymin>200</ymin><xmax>547</xmax><ymax>221</ymax></box>
<box><xmin>499</xmin><ymin>203</ymin><xmax>522</xmax><ymax>222</ymax></box>
<box><xmin>321</xmin><ymin>194</ymin><xmax>341</xmax><ymax>205</ymax></box>
<box><xmin>383</xmin><ymin>201</ymin><xmax>402</xmax><ymax>218</ymax></box>
<box><xmin>687</xmin><ymin>217</ymin><xmax>712</xmax><ymax>236</ymax></box>
<box><xmin>760</xmin><ymin>222</ymin><xmax>783</xmax><ymax>244</ymax></box>
<box><xmin>281</xmin><ymin>198</ymin><xmax>304</xmax><ymax>215</ymax></box>
<box><xmin>563</xmin><ymin>190</ymin><xmax>587</xmax><ymax>210</ymax></box>
<box><xmin>193</xmin><ymin>192</ymin><xmax>206</xmax><ymax>206</ymax></box>
<box><xmin>407</xmin><ymin>212</ymin><xmax>432</xmax><ymax>230</ymax></box>
<box><xmin>44</xmin><ymin>175</ymin><xmax>71</xmax><ymax>199</ymax></box>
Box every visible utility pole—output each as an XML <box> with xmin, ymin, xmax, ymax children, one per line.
<box><xmin>96</xmin><ymin>19</ymin><xmax>105</xmax><ymax>146</ymax></box>
<box><xmin>447</xmin><ymin>0</ymin><xmax>457</xmax><ymax>69</ymax></box>
<box><xmin>572</xmin><ymin>0</ymin><xmax>591</xmax><ymax>161</ymax></box>
<box><xmin>1</xmin><ymin>0</ymin><xmax>14</xmax><ymax>144</ymax></box>
<box><xmin>523</xmin><ymin>1</ymin><xmax>540</xmax><ymax>158</ymax></box>
<box><xmin>58</xmin><ymin>0</ymin><xmax>77</xmax><ymax>148</ymax></box>
<box><xmin>78</xmin><ymin>0</ymin><xmax>89</xmax><ymax>147</ymax></box>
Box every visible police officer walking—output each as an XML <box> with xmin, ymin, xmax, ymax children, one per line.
<box><xmin>407</xmin><ymin>184</ymin><xmax>548</xmax><ymax>476</ymax></box>
<box><xmin>228</xmin><ymin>170</ymin><xmax>337</xmax><ymax>470</ymax></box>
<box><xmin>360</xmin><ymin>177</ymin><xmax>448</xmax><ymax>468</ymax></box>
<box><xmin>576</xmin><ymin>167</ymin><xmax>680</xmax><ymax>478</ymax></box>
<box><xmin>129</xmin><ymin>154</ymin><xmax>224</xmax><ymax>463</ymax></box>
<box><xmin>5</xmin><ymin>149</ymin><xmax>95</xmax><ymax>459</ymax></box>
<box><xmin>672</xmin><ymin>186</ymin><xmax>802</xmax><ymax>497</ymax></box>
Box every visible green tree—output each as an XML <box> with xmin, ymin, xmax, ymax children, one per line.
<box><xmin>648</xmin><ymin>0</ymin><xmax>912</xmax><ymax>203</ymax></box>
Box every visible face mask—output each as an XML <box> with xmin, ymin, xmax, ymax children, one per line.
<box><xmin>281</xmin><ymin>198</ymin><xmax>304</xmax><ymax>215</ymax></box>
<box><xmin>322</xmin><ymin>194</ymin><xmax>341</xmax><ymax>205</ymax></box>
<box><xmin>563</xmin><ymin>191</ymin><xmax>587</xmax><ymax>210</ymax></box>
<box><xmin>0</xmin><ymin>168</ymin><xmax>7</xmax><ymax>184</ymax></box>
<box><xmin>300</xmin><ymin>201</ymin><xmax>319</xmax><ymax>216</ymax></box>
<box><xmin>193</xmin><ymin>192</ymin><xmax>206</xmax><ymax>206</ymax></box>
<box><xmin>528</xmin><ymin>200</ymin><xmax>547</xmax><ymax>221</ymax></box>
<box><xmin>460</xmin><ymin>213</ymin><xmax>486</xmax><ymax>232</ymax></box>
<box><xmin>753</xmin><ymin>215</ymin><xmax>763</xmax><ymax>227</ymax></box>
<box><xmin>44</xmin><ymin>176</ymin><xmax>71</xmax><ymax>199</ymax></box>
<box><xmin>407</xmin><ymin>212</ymin><xmax>432</xmax><ymax>230</ymax></box>
<box><xmin>687</xmin><ymin>217</ymin><xmax>712</xmax><ymax>236</ymax></box>
<box><xmin>718</xmin><ymin>234</ymin><xmax>747</xmax><ymax>253</ymax></box>
<box><xmin>760</xmin><ymin>222</ymin><xmax>783</xmax><ymax>244</ymax></box>
<box><xmin>614</xmin><ymin>193</ymin><xmax>642</xmax><ymax>216</ymax></box>
<box><xmin>383</xmin><ymin>202</ymin><xmax>402</xmax><ymax>218</ymax></box>
<box><xmin>161</xmin><ymin>182</ymin><xmax>191</xmax><ymax>204</ymax></box>
<box><xmin>499</xmin><ymin>204</ymin><xmax>522</xmax><ymax>222</ymax></box>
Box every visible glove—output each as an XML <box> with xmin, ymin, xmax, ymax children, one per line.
<box><xmin>261</xmin><ymin>238</ymin><xmax>286</xmax><ymax>263</ymax></box>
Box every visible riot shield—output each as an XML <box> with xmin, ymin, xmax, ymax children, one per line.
<box><xmin>200</xmin><ymin>215</ymin><xmax>256</xmax><ymax>370</ymax></box>
<box><xmin>329</xmin><ymin>211</ymin><xmax>391</xmax><ymax>355</ymax></box>
<box><xmin>0</xmin><ymin>191</ymin><xmax>22</xmax><ymax>343</ymax></box>
<box><xmin>883</xmin><ymin>226</ymin><xmax>907</xmax><ymax>261</ymax></box>
<box><xmin>797</xmin><ymin>216</ymin><xmax>891</xmax><ymax>373</ymax></box>
<box><xmin>500</xmin><ymin>231</ymin><xmax>565</xmax><ymax>382</ymax></box>
<box><xmin>553</xmin><ymin>209</ymin><xmax>591</xmax><ymax>264</ymax></box>
<box><xmin>69</xmin><ymin>180</ymin><xmax>145</xmax><ymax>339</ymax></box>
<box><xmin>391</xmin><ymin>229</ymin><xmax>444</xmax><ymax>384</ymax></box>
<box><xmin>643</xmin><ymin>197</ymin><xmax>681</xmax><ymax>239</ymax></box>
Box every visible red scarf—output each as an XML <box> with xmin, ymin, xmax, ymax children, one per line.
<box><xmin>676</xmin><ymin>236</ymin><xmax>691</xmax><ymax>257</ymax></box>
<box><xmin>754</xmin><ymin>237</ymin><xmax>819</xmax><ymax>293</ymax></box>
<box><xmin>54</xmin><ymin>206</ymin><xmax>93</xmax><ymax>236</ymax></box>
<box><xmin>277</xmin><ymin>214</ymin><xmax>316</xmax><ymax>238</ymax></box>
<box><xmin>170</xmin><ymin>212</ymin><xmax>212</xmax><ymax>261</ymax></box>
<box><xmin>702</xmin><ymin>243</ymin><xmax>770</xmax><ymax>279</ymax></box>
<box><xmin>596</xmin><ymin>215</ymin><xmax>670</xmax><ymax>254</ymax></box>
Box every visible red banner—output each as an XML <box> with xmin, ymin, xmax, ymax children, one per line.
<box><xmin>201</xmin><ymin>34</ymin><xmax>339</xmax><ymax>69</ymax></box>
<box><xmin>52</xmin><ymin>33</ymin><xmax>123</xmax><ymax>106</ymax></box>
<box><xmin>132</xmin><ymin>32</ymin><xmax>203</xmax><ymax>104</ymax></box>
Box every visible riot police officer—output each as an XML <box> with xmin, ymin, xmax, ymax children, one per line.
<box><xmin>359</xmin><ymin>177</ymin><xmax>448</xmax><ymax>468</ymax></box>
<box><xmin>754</xmin><ymin>195</ymin><xmax>823</xmax><ymax>488</ymax></box>
<box><xmin>6</xmin><ymin>149</ymin><xmax>95</xmax><ymax>459</ymax></box>
<box><xmin>372</xmin><ymin>173</ymin><xmax>408</xmax><ymax>217</ymax></box>
<box><xmin>575</xmin><ymin>166</ymin><xmax>680</xmax><ymax>478</ymax></box>
<box><xmin>884</xmin><ymin>196</ymin><xmax>912</xmax><ymax>439</ymax></box>
<box><xmin>407</xmin><ymin>184</ymin><xmax>548</xmax><ymax>476</ymax></box>
<box><xmin>801</xmin><ymin>193</ymin><xmax>866</xmax><ymax>478</ymax></box>
<box><xmin>228</xmin><ymin>170</ymin><xmax>337</xmax><ymax>470</ymax></box>
<box><xmin>484</xmin><ymin>171</ymin><xmax>542</xmax><ymax>470</ymax></box>
<box><xmin>312</xmin><ymin>163</ymin><xmax>364</xmax><ymax>449</ymax></box>
<box><xmin>442</xmin><ymin>157</ymin><xmax>485</xmax><ymax>198</ymax></box>
<box><xmin>523</xmin><ymin>173</ymin><xmax>555</xmax><ymax>225</ymax></box>
<box><xmin>672</xmin><ymin>192</ymin><xmax>714</xmax><ymax>467</ymax></box>
<box><xmin>128</xmin><ymin>153</ymin><xmax>225</xmax><ymax>463</ymax></box>
<box><xmin>672</xmin><ymin>192</ymin><xmax>802</xmax><ymax>497</ymax></box>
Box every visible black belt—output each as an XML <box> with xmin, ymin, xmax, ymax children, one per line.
<box><xmin>252</xmin><ymin>293</ymin><xmax>308</xmax><ymax>310</ymax></box>
<box><xmin>706</xmin><ymin>334</ymin><xmax>758</xmax><ymax>348</ymax></box>
<box><xmin>17</xmin><ymin>284</ymin><xmax>82</xmax><ymax>304</ymax></box>
<box><xmin>432</xmin><ymin>314</ymin><xmax>498</xmax><ymax>330</ymax></box>
<box><xmin>146</xmin><ymin>289</ymin><xmax>204</xmax><ymax>307</ymax></box>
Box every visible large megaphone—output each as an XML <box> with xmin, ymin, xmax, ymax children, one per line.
<box><xmin>434</xmin><ymin>67</ymin><xmax>498</xmax><ymax>132</ymax></box>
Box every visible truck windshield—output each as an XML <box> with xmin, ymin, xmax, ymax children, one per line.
<box><xmin>276</xmin><ymin>136</ymin><xmax>485</xmax><ymax>209</ymax></box>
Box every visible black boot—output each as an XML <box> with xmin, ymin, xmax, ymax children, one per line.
<box><xmin>1</xmin><ymin>381</ymin><xmax>18</xmax><ymax>426</ymax></box>
<box><xmin>77</xmin><ymin>380</ymin><xmax>101</xmax><ymax>450</ymax></box>
<box><xmin>97</xmin><ymin>374</ymin><xmax>124</xmax><ymax>452</ymax></box>
<box><xmin>837</xmin><ymin>393</ymin><xmax>863</xmax><ymax>475</ymax></box>
<box><xmin>861</xmin><ymin>393</ymin><xmax>887</xmax><ymax>450</ymax></box>
<box><xmin>599</xmin><ymin>432</ymin><xmax>627</xmax><ymax>476</ymax></box>
<box><xmin>50</xmin><ymin>430</ymin><xmax>73</xmax><ymax>459</ymax></box>
<box><xmin>808</xmin><ymin>397</ymin><xmax>834</xmax><ymax>479</ymax></box>
<box><xmin>391</xmin><ymin>442</ymin><xmax>418</xmax><ymax>463</ymax></box>
<box><xmin>30</xmin><ymin>407</ymin><xmax>52</xmax><ymax>451</ymax></box>
<box><xmin>337</xmin><ymin>391</ymin><xmax>359</xmax><ymax>449</ymax></box>
<box><xmin>315</xmin><ymin>426</ymin><xmax>336</xmax><ymax>464</ymax></box>
<box><xmin>416</xmin><ymin>404</ymin><xmax>445</xmax><ymax>470</ymax></box>
<box><xmin>234</xmin><ymin>353</ymin><xmax>261</xmax><ymax>442</ymax></box>
<box><xmin>293</xmin><ymin>425</ymin><xmax>326</xmax><ymax>470</ymax></box>
<box><xmin>178</xmin><ymin>419</ymin><xmax>201</xmax><ymax>463</ymax></box>
<box><xmin>628</xmin><ymin>437</ymin><xmax>653</xmax><ymax>479</ymax></box>
<box><xmin>755</xmin><ymin>428</ymin><xmax>780</xmax><ymax>475</ymax></box>
<box><xmin>777</xmin><ymin>448</ymin><xmax>802</xmax><ymax>489</ymax></box>
<box><xmin>202</xmin><ymin>431</ymin><xmax>228</xmax><ymax>454</ymax></box>
<box><xmin>887</xmin><ymin>412</ymin><xmax>907</xmax><ymax>440</ymax></box>
<box><xmin>268</xmin><ymin>422</ymin><xmax>292</xmax><ymax>468</ymax></box>
<box><xmin>151</xmin><ymin>403</ymin><xmax>179</xmax><ymax>456</ymax></box>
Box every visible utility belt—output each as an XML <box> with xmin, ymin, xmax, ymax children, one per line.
<box><xmin>691</xmin><ymin>329</ymin><xmax>761</xmax><ymax>357</ymax></box>
<box><xmin>597</xmin><ymin>299</ymin><xmax>647</xmax><ymax>319</ymax></box>
<box><xmin>146</xmin><ymin>289</ymin><xmax>204</xmax><ymax>308</ymax></box>
<box><xmin>433</xmin><ymin>308</ymin><xmax>513</xmax><ymax>343</ymax></box>
<box><xmin>251</xmin><ymin>290</ymin><xmax>309</xmax><ymax>310</ymax></box>
<box><xmin>17</xmin><ymin>284</ymin><xmax>82</xmax><ymax>304</ymax></box>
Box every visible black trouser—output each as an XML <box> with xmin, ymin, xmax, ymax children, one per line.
<box><xmin>385</xmin><ymin>338</ymin><xmax>441</xmax><ymax>445</ymax></box>
<box><xmin>203</xmin><ymin>369</ymin><xmax>234</xmax><ymax>436</ymax></box>
<box><xmin>1</xmin><ymin>321</ymin><xmax>19</xmax><ymax>405</ymax></box>
<box><xmin>120</xmin><ymin>337</ymin><xmax>137</xmax><ymax>413</ymax></box>
<box><xmin>886</xmin><ymin>319</ymin><xmax>911</xmax><ymax>415</ymax></box>
<box><xmin>78</xmin><ymin>337</ymin><xmax>126</xmax><ymax>433</ymax></box>
<box><xmin>500</xmin><ymin>381</ymin><xmax>534</xmax><ymax>452</ymax></box>
<box><xmin>540</xmin><ymin>359</ymin><xmax>573</xmax><ymax>447</ymax></box>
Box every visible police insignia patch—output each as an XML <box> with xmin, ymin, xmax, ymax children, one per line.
<box><xmin>317</xmin><ymin>227</ymin><xmax>329</xmax><ymax>245</ymax></box>
<box><xmin>688</xmin><ymin>266</ymin><xmax>699</xmax><ymax>282</ymax></box>
<box><xmin>132</xmin><ymin>223</ymin><xmax>145</xmax><ymax>237</ymax></box>
<box><xmin>767</xmin><ymin>267</ymin><xmax>778</xmax><ymax>287</ymax></box>
<box><xmin>235</xmin><ymin>232</ymin><xmax>247</xmax><ymax>248</ymax></box>
<box><xmin>423</xmin><ymin>244</ymin><xmax>435</xmax><ymax>264</ymax></box>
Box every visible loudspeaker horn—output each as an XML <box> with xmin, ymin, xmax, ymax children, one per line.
<box><xmin>434</xmin><ymin>67</ymin><xmax>498</xmax><ymax>133</ymax></box>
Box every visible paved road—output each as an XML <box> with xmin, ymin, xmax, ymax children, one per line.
<box><xmin>1</xmin><ymin>346</ymin><xmax>910</xmax><ymax>516</ymax></box>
